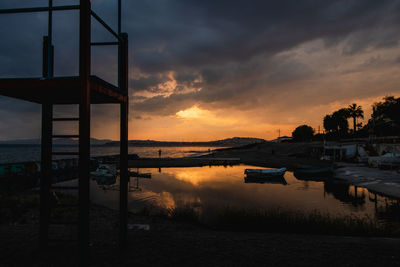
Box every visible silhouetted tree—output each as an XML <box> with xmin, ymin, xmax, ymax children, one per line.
<box><xmin>347</xmin><ymin>103</ymin><xmax>364</xmax><ymax>135</ymax></box>
<box><xmin>323</xmin><ymin>114</ymin><xmax>335</xmax><ymax>133</ymax></box>
<box><xmin>372</xmin><ymin>96</ymin><xmax>400</xmax><ymax>124</ymax></box>
<box><xmin>332</xmin><ymin>108</ymin><xmax>350</xmax><ymax>136</ymax></box>
<box><xmin>323</xmin><ymin>108</ymin><xmax>349</xmax><ymax>139</ymax></box>
<box><xmin>369</xmin><ymin>96</ymin><xmax>400</xmax><ymax>136</ymax></box>
<box><xmin>292</xmin><ymin>125</ymin><xmax>314</xmax><ymax>142</ymax></box>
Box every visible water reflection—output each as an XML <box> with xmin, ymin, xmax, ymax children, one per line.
<box><xmin>244</xmin><ymin>175</ymin><xmax>287</xmax><ymax>185</ymax></box>
<box><xmin>324</xmin><ymin>181</ymin><xmax>366</xmax><ymax>207</ymax></box>
<box><xmin>130</xmin><ymin>166</ymin><xmax>399</xmax><ymax>222</ymax></box>
<box><xmin>57</xmin><ymin>165</ymin><xmax>400</xmax><ymax>224</ymax></box>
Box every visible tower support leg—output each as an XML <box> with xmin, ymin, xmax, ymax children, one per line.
<box><xmin>40</xmin><ymin>103</ymin><xmax>52</xmax><ymax>249</ymax></box>
<box><xmin>119</xmin><ymin>101</ymin><xmax>129</xmax><ymax>249</ymax></box>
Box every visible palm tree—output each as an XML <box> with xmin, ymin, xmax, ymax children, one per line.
<box><xmin>323</xmin><ymin>115</ymin><xmax>335</xmax><ymax>133</ymax></box>
<box><xmin>323</xmin><ymin>109</ymin><xmax>349</xmax><ymax>139</ymax></box>
<box><xmin>332</xmin><ymin>108</ymin><xmax>350</xmax><ymax>137</ymax></box>
<box><xmin>347</xmin><ymin>103</ymin><xmax>364</xmax><ymax>134</ymax></box>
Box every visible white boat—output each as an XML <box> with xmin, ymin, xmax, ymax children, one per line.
<box><xmin>90</xmin><ymin>164</ymin><xmax>117</xmax><ymax>185</ymax></box>
<box><xmin>90</xmin><ymin>164</ymin><xmax>116</xmax><ymax>178</ymax></box>
<box><xmin>368</xmin><ymin>153</ymin><xmax>400</xmax><ymax>168</ymax></box>
<box><xmin>244</xmin><ymin>168</ymin><xmax>286</xmax><ymax>177</ymax></box>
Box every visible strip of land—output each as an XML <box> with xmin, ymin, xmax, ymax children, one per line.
<box><xmin>128</xmin><ymin>157</ymin><xmax>241</xmax><ymax>168</ymax></box>
<box><xmin>334</xmin><ymin>162</ymin><xmax>400</xmax><ymax>199</ymax></box>
<box><xmin>207</xmin><ymin>142</ymin><xmax>400</xmax><ymax>199</ymax></box>
<box><xmin>1</xmin><ymin>197</ymin><xmax>399</xmax><ymax>267</ymax></box>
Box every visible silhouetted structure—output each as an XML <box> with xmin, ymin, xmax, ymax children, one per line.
<box><xmin>0</xmin><ymin>0</ymin><xmax>129</xmax><ymax>263</ymax></box>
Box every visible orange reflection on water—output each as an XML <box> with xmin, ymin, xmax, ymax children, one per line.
<box><xmin>57</xmin><ymin>165</ymin><xmax>400</xmax><ymax>224</ymax></box>
<box><xmin>170</xmin><ymin>166</ymin><xmax>240</xmax><ymax>186</ymax></box>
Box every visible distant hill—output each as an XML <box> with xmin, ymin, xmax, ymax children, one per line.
<box><xmin>105</xmin><ymin>137</ymin><xmax>266</xmax><ymax>147</ymax></box>
<box><xmin>0</xmin><ymin>137</ymin><xmax>266</xmax><ymax>147</ymax></box>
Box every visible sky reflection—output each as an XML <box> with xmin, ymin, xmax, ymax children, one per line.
<box><xmin>58</xmin><ymin>165</ymin><xmax>400</xmax><ymax>222</ymax></box>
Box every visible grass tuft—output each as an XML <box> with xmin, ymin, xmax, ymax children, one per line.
<box><xmin>155</xmin><ymin>205</ymin><xmax>400</xmax><ymax>237</ymax></box>
<box><xmin>209</xmin><ymin>207</ymin><xmax>399</xmax><ymax>237</ymax></box>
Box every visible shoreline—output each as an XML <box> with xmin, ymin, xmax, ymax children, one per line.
<box><xmin>1</xmin><ymin>191</ymin><xmax>400</xmax><ymax>266</ymax></box>
<box><xmin>208</xmin><ymin>142</ymin><xmax>400</xmax><ymax>200</ymax></box>
<box><xmin>333</xmin><ymin>162</ymin><xmax>400</xmax><ymax>199</ymax></box>
<box><xmin>2</xmin><ymin>142</ymin><xmax>400</xmax><ymax>199</ymax></box>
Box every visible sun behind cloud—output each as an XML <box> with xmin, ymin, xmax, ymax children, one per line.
<box><xmin>175</xmin><ymin>105</ymin><xmax>239</xmax><ymax>128</ymax></box>
<box><xmin>176</xmin><ymin>106</ymin><xmax>211</xmax><ymax>119</ymax></box>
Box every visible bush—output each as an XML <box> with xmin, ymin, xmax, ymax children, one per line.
<box><xmin>292</xmin><ymin>125</ymin><xmax>314</xmax><ymax>142</ymax></box>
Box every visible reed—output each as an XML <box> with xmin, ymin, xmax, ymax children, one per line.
<box><xmin>0</xmin><ymin>192</ymin><xmax>39</xmax><ymax>223</ymax></box>
<box><xmin>162</xmin><ymin>205</ymin><xmax>400</xmax><ymax>237</ymax></box>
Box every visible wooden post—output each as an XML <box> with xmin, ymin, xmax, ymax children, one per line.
<box><xmin>120</xmin><ymin>101</ymin><xmax>128</xmax><ymax>248</ymax></box>
<box><xmin>40</xmin><ymin>36</ymin><xmax>53</xmax><ymax>249</ymax></box>
<box><xmin>40</xmin><ymin>104</ymin><xmax>52</xmax><ymax>249</ymax></box>
<box><xmin>119</xmin><ymin>32</ymin><xmax>129</xmax><ymax>249</ymax></box>
<box><xmin>79</xmin><ymin>0</ymin><xmax>91</xmax><ymax>262</ymax></box>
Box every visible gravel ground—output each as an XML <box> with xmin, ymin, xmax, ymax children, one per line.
<box><xmin>1</xmin><ymin>203</ymin><xmax>400</xmax><ymax>267</ymax></box>
<box><xmin>334</xmin><ymin>163</ymin><xmax>400</xmax><ymax>199</ymax></box>
<box><xmin>2</xmin><ymin>142</ymin><xmax>400</xmax><ymax>266</ymax></box>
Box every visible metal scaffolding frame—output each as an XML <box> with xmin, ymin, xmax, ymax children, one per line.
<box><xmin>0</xmin><ymin>0</ymin><xmax>129</xmax><ymax>263</ymax></box>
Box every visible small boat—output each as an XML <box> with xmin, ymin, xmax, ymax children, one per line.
<box><xmin>244</xmin><ymin>168</ymin><xmax>286</xmax><ymax>177</ymax></box>
<box><xmin>94</xmin><ymin>175</ymin><xmax>117</xmax><ymax>185</ymax></box>
<box><xmin>90</xmin><ymin>164</ymin><xmax>117</xmax><ymax>185</ymax></box>
<box><xmin>90</xmin><ymin>164</ymin><xmax>116</xmax><ymax>178</ymax></box>
<box><xmin>293</xmin><ymin>165</ymin><xmax>333</xmax><ymax>179</ymax></box>
<box><xmin>129</xmin><ymin>171</ymin><xmax>151</xmax><ymax>179</ymax></box>
<box><xmin>368</xmin><ymin>153</ymin><xmax>400</xmax><ymax>168</ymax></box>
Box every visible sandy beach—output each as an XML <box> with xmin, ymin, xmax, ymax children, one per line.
<box><xmin>1</xmin><ymin>196</ymin><xmax>399</xmax><ymax>267</ymax></box>
<box><xmin>1</xmin><ymin>142</ymin><xmax>400</xmax><ymax>266</ymax></box>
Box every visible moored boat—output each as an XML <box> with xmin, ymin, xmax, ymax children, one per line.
<box><xmin>129</xmin><ymin>171</ymin><xmax>151</xmax><ymax>179</ymax></box>
<box><xmin>293</xmin><ymin>165</ymin><xmax>333</xmax><ymax>179</ymax></box>
<box><xmin>90</xmin><ymin>164</ymin><xmax>117</xmax><ymax>185</ymax></box>
<box><xmin>90</xmin><ymin>164</ymin><xmax>116</xmax><ymax>178</ymax></box>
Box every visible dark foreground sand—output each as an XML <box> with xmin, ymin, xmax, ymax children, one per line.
<box><xmin>2</xmin><ymin>142</ymin><xmax>400</xmax><ymax>266</ymax></box>
<box><xmin>1</xmin><ymin>203</ymin><xmax>400</xmax><ymax>267</ymax></box>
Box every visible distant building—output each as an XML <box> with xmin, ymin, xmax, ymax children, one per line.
<box><xmin>276</xmin><ymin>136</ymin><xmax>293</xmax><ymax>143</ymax></box>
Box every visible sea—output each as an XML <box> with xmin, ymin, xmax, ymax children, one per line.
<box><xmin>0</xmin><ymin>145</ymin><xmax>216</xmax><ymax>164</ymax></box>
<box><xmin>1</xmin><ymin>145</ymin><xmax>399</xmax><ymax>225</ymax></box>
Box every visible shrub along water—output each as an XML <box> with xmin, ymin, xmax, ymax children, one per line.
<box><xmin>3</xmin><ymin>192</ymin><xmax>399</xmax><ymax>237</ymax></box>
<box><xmin>155</xmin><ymin>205</ymin><xmax>400</xmax><ymax>237</ymax></box>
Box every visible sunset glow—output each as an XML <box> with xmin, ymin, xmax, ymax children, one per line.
<box><xmin>0</xmin><ymin>1</ymin><xmax>399</xmax><ymax>142</ymax></box>
<box><xmin>176</xmin><ymin>106</ymin><xmax>209</xmax><ymax>120</ymax></box>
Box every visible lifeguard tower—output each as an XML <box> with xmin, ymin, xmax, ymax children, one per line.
<box><xmin>0</xmin><ymin>0</ymin><xmax>130</xmax><ymax>262</ymax></box>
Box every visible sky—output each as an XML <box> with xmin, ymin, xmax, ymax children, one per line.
<box><xmin>0</xmin><ymin>0</ymin><xmax>400</xmax><ymax>141</ymax></box>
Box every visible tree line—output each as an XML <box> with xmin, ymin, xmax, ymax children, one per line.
<box><xmin>291</xmin><ymin>96</ymin><xmax>400</xmax><ymax>142</ymax></box>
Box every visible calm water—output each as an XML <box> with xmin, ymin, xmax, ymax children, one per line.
<box><xmin>3</xmin><ymin>145</ymin><xmax>399</xmax><ymax>222</ymax></box>
<box><xmin>58</xmin><ymin>165</ymin><xmax>400</xmax><ymax>223</ymax></box>
<box><xmin>0</xmin><ymin>146</ymin><xmax>219</xmax><ymax>163</ymax></box>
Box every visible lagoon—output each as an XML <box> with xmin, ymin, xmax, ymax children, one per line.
<box><xmin>58</xmin><ymin>164</ymin><xmax>400</xmax><ymax>224</ymax></box>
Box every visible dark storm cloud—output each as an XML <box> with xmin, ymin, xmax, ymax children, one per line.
<box><xmin>126</xmin><ymin>0</ymin><xmax>399</xmax><ymax>71</ymax></box>
<box><xmin>133</xmin><ymin>93</ymin><xmax>197</xmax><ymax>116</ymax></box>
<box><xmin>132</xmin><ymin>52</ymin><xmax>314</xmax><ymax>116</ymax></box>
<box><xmin>125</xmin><ymin>0</ymin><xmax>400</xmax><ymax>116</ymax></box>
<box><xmin>132</xmin><ymin>73</ymin><xmax>172</xmax><ymax>92</ymax></box>
<box><xmin>0</xmin><ymin>0</ymin><xmax>400</xmax><ymax>138</ymax></box>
